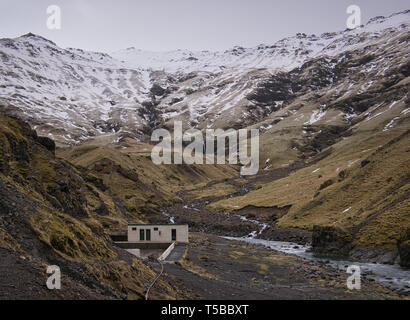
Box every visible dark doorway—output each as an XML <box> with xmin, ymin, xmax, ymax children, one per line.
<box><xmin>146</xmin><ymin>229</ymin><xmax>151</xmax><ymax>241</ymax></box>
<box><xmin>139</xmin><ymin>229</ymin><xmax>144</xmax><ymax>241</ymax></box>
<box><xmin>172</xmin><ymin>229</ymin><xmax>177</xmax><ymax>241</ymax></box>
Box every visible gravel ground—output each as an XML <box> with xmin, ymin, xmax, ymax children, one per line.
<box><xmin>161</xmin><ymin>233</ymin><xmax>401</xmax><ymax>300</ymax></box>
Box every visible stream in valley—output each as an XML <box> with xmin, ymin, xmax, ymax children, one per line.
<box><xmin>225</xmin><ymin>235</ymin><xmax>410</xmax><ymax>293</ymax></box>
<box><xmin>225</xmin><ymin>213</ymin><xmax>410</xmax><ymax>293</ymax></box>
<box><xmin>162</xmin><ymin>206</ymin><xmax>410</xmax><ymax>294</ymax></box>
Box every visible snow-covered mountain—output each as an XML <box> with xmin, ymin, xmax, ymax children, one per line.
<box><xmin>0</xmin><ymin>10</ymin><xmax>409</xmax><ymax>146</ymax></box>
<box><xmin>0</xmin><ymin>33</ymin><xmax>155</xmax><ymax>145</ymax></box>
<box><xmin>112</xmin><ymin>10</ymin><xmax>410</xmax><ymax>74</ymax></box>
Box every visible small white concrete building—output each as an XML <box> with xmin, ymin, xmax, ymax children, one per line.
<box><xmin>128</xmin><ymin>224</ymin><xmax>189</xmax><ymax>244</ymax></box>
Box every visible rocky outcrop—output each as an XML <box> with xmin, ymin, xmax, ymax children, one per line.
<box><xmin>398</xmin><ymin>229</ymin><xmax>410</xmax><ymax>268</ymax></box>
<box><xmin>311</xmin><ymin>226</ymin><xmax>353</xmax><ymax>256</ymax></box>
<box><xmin>150</xmin><ymin>83</ymin><xmax>166</xmax><ymax>96</ymax></box>
<box><xmin>92</xmin><ymin>158</ymin><xmax>140</xmax><ymax>183</ymax></box>
<box><xmin>233</xmin><ymin>204</ymin><xmax>292</xmax><ymax>222</ymax></box>
<box><xmin>36</xmin><ymin>136</ymin><xmax>56</xmax><ymax>154</ymax></box>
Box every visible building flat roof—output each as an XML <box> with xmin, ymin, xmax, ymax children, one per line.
<box><xmin>128</xmin><ymin>224</ymin><xmax>188</xmax><ymax>226</ymax></box>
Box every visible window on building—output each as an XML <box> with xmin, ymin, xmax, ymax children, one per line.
<box><xmin>146</xmin><ymin>229</ymin><xmax>151</xmax><ymax>241</ymax></box>
<box><xmin>140</xmin><ymin>229</ymin><xmax>144</xmax><ymax>241</ymax></box>
<box><xmin>154</xmin><ymin>227</ymin><xmax>158</xmax><ymax>231</ymax></box>
<box><xmin>132</xmin><ymin>227</ymin><xmax>136</xmax><ymax>231</ymax></box>
<box><xmin>172</xmin><ymin>229</ymin><xmax>177</xmax><ymax>241</ymax></box>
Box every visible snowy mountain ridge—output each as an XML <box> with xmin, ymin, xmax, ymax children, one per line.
<box><xmin>112</xmin><ymin>10</ymin><xmax>410</xmax><ymax>73</ymax></box>
<box><xmin>0</xmin><ymin>10</ymin><xmax>408</xmax><ymax>146</ymax></box>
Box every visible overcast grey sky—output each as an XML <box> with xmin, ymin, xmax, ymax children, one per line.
<box><xmin>0</xmin><ymin>0</ymin><xmax>408</xmax><ymax>52</ymax></box>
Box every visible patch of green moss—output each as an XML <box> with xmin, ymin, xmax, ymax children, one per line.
<box><xmin>32</xmin><ymin>207</ymin><xmax>116</xmax><ymax>261</ymax></box>
<box><xmin>257</xmin><ymin>263</ymin><xmax>269</xmax><ymax>275</ymax></box>
<box><xmin>32</xmin><ymin>154</ymin><xmax>57</xmax><ymax>184</ymax></box>
<box><xmin>187</xmin><ymin>183</ymin><xmax>238</xmax><ymax>200</ymax></box>
<box><xmin>9</xmin><ymin>160</ymin><xmax>29</xmax><ymax>175</ymax></box>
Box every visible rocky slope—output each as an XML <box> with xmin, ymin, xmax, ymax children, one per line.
<box><xmin>0</xmin><ymin>114</ymin><xmax>237</xmax><ymax>299</ymax></box>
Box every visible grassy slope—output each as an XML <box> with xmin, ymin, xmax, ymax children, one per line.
<box><xmin>209</xmin><ymin>109</ymin><xmax>410</xmax><ymax>250</ymax></box>
<box><xmin>57</xmin><ymin>144</ymin><xmax>238</xmax><ymax>232</ymax></box>
<box><xmin>185</xmin><ymin>183</ymin><xmax>238</xmax><ymax>200</ymax></box>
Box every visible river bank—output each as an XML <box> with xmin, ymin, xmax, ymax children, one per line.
<box><xmin>149</xmin><ymin>193</ymin><xmax>409</xmax><ymax>297</ymax></box>
<box><xmin>159</xmin><ymin>233</ymin><xmax>404</xmax><ymax>300</ymax></box>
